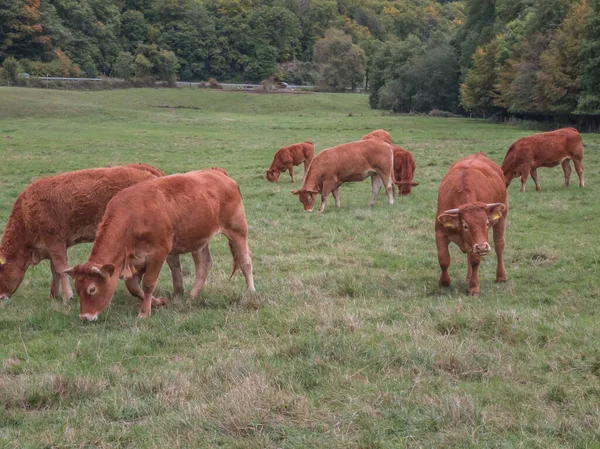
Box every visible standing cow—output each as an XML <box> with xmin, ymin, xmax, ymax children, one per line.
<box><xmin>0</xmin><ymin>164</ymin><xmax>182</xmax><ymax>303</ymax></box>
<box><xmin>291</xmin><ymin>139</ymin><xmax>394</xmax><ymax>212</ymax></box>
<box><xmin>501</xmin><ymin>127</ymin><xmax>584</xmax><ymax>192</ymax></box>
<box><xmin>266</xmin><ymin>142</ymin><xmax>315</xmax><ymax>183</ymax></box>
<box><xmin>362</xmin><ymin>129</ymin><xmax>393</xmax><ymax>145</ymax></box>
<box><xmin>66</xmin><ymin>168</ymin><xmax>255</xmax><ymax>321</ymax></box>
<box><xmin>435</xmin><ymin>153</ymin><xmax>508</xmax><ymax>296</ymax></box>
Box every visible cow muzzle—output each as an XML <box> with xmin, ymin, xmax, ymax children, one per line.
<box><xmin>0</xmin><ymin>293</ymin><xmax>9</xmax><ymax>301</ymax></box>
<box><xmin>473</xmin><ymin>243</ymin><xmax>491</xmax><ymax>256</ymax></box>
<box><xmin>80</xmin><ymin>313</ymin><xmax>99</xmax><ymax>322</ymax></box>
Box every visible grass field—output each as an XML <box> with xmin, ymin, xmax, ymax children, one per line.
<box><xmin>1</xmin><ymin>87</ymin><xmax>600</xmax><ymax>449</ymax></box>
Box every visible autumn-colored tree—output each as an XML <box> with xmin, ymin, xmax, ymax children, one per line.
<box><xmin>460</xmin><ymin>39</ymin><xmax>499</xmax><ymax>114</ymax></box>
<box><xmin>536</xmin><ymin>0</ymin><xmax>591</xmax><ymax>113</ymax></box>
<box><xmin>0</xmin><ymin>0</ymin><xmax>48</xmax><ymax>60</ymax></box>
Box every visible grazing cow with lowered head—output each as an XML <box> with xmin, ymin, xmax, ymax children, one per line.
<box><xmin>362</xmin><ymin>129</ymin><xmax>393</xmax><ymax>145</ymax></box>
<box><xmin>436</xmin><ymin>153</ymin><xmax>508</xmax><ymax>296</ymax></box>
<box><xmin>291</xmin><ymin>139</ymin><xmax>394</xmax><ymax>212</ymax></box>
<box><xmin>266</xmin><ymin>142</ymin><xmax>315</xmax><ymax>183</ymax></box>
<box><xmin>0</xmin><ymin>164</ymin><xmax>182</xmax><ymax>303</ymax></box>
<box><xmin>362</xmin><ymin>130</ymin><xmax>418</xmax><ymax>195</ymax></box>
<box><xmin>66</xmin><ymin>168</ymin><xmax>255</xmax><ymax>320</ymax></box>
<box><xmin>393</xmin><ymin>146</ymin><xmax>418</xmax><ymax>195</ymax></box>
<box><xmin>501</xmin><ymin>127</ymin><xmax>584</xmax><ymax>192</ymax></box>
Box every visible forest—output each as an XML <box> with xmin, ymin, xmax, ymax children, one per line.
<box><xmin>1</xmin><ymin>0</ymin><xmax>599</xmax><ymax>117</ymax></box>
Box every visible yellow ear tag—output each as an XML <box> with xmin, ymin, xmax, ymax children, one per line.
<box><xmin>0</xmin><ymin>257</ymin><xmax>5</xmax><ymax>265</ymax></box>
<box><xmin>491</xmin><ymin>214</ymin><xmax>501</xmax><ymax>220</ymax></box>
<box><xmin>444</xmin><ymin>223</ymin><xmax>454</xmax><ymax>228</ymax></box>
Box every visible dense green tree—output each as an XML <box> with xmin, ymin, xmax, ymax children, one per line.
<box><xmin>112</xmin><ymin>52</ymin><xmax>135</xmax><ymax>79</ymax></box>
<box><xmin>313</xmin><ymin>28</ymin><xmax>365</xmax><ymax>91</ymax></box>
<box><xmin>578</xmin><ymin>0</ymin><xmax>600</xmax><ymax>113</ymax></box>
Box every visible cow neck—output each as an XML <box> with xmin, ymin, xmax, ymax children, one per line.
<box><xmin>302</xmin><ymin>162</ymin><xmax>322</xmax><ymax>192</ymax></box>
<box><xmin>0</xmin><ymin>205</ymin><xmax>32</xmax><ymax>267</ymax></box>
<box><xmin>87</xmin><ymin>216</ymin><xmax>126</xmax><ymax>270</ymax></box>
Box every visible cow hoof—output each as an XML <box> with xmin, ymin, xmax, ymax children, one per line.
<box><xmin>496</xmin><ymin>277</ymin><xmax>507</xmax><ymax>283</ymax></box>
<box><xmin>151</xmin><ymin>296</ymin><xmax>167</xmax><ymax>307</ymax></box>
<box><xmin>468</xmin><ymin>288</ymin><xmax>480</xmax><ymax>296</ymax></box>
<box><xmin>439</xmin><ymin>279</ymin><xmax>451</xmax><ymax>288</ymax></box>
<box><xmin>137</xmin><ymin>310</ymin><xmax>151</xmax><ymax>319</ymax></box>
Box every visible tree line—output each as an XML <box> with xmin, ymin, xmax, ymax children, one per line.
<box><xmin>1</xmin><ymin>0</ymin><xmax>599</xmax><ymax>117</ymax></box>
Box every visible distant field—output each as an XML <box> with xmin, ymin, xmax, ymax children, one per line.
<box><xmin>1</xmin><ymin>87</ymin><xmax>599</xmax><ymax>449</ymax></box>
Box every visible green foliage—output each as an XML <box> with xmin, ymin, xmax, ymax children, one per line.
<box><xmin>0</xmin><ymin>57</ymin><xmax>22</xmax><ymax>83</ymax></box>
<box><xmin>133</xmin><ymin>53</ymin><xmax>152</xmax><ymax>77</ymax></box>
<box><xmin>578</xmin><ymin>0</ymin><xmax>600</xmax><ymax>114</ymax></box>
<box><xmin>112</xmin><ymin>52</ymin><xmax>135</xmax><ymax>79</ymax></box>
<box><xmin>313</xmin><ymin>28</ymin><xmax>366</xmax><ymax>91</ymax></box>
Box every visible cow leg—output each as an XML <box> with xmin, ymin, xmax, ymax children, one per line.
<box><xmin>467</xmin><ymin>254</ymin><xmax>481</xmax><ymax>296</ymax></box>
<box><xmin>561</xmin><ymin>159</ymin><xmax>572</xmax><ymax>188</ymax></box>
<box><xmin>318</xmin><ymin>181</ymin><xmax>335</xmax><ymax>213</ymax></box>
<box><xmin>573</xmin><ymin>158</ymin><xmax>584</xmax><ymax>188</ymax></box>
<box><xmin>493</xmin><ymin>218</ymin><xmax>507</xmax><ymax>283</ymax></box>
<box><xmin>289</xmin><ymin>166</ymin><xmax>295</xmax><ymax>183</ymax></box>
<box><xmin>332</xmin><ymin>188</ymin><xmax>341</xmax><ymax>208</ymax></box>
<box><xmin>369</xmin><ymin>175</ymin><xmax>383</xmax><ymax>207</ymax></box>
<box><xmin>49</xmin><ymin>261</ymin><xmax>61</xmax><ymax>299</ymax></box>
<box><xmin>223</xmin><ymin>231</ymin><xmax>255</xmax><ymax>292</ymax></box>
<box><xmin>48</xmin><ymin>244</ymin><xmax>73</xmax><ymax>303</ymax></box>
<box><xmin>436</xmin><ymin>230</ymin><xmax>451</xmax><ymax>287</ymax></box>
<box><xmin>381</xmin><ymin>172</ymin><xmax>395</xmax><ymax>205</ymax></box>
<box><xmin>519</xmin><ymin>173</ymin><xmax>528</xmax><ymax>193</ymax></box>
<box><xmin>190</xmin><ymin>245</ymin><xmax>212</xmax><ymax>299</ymax></box>
<box><xmin>530</xmin><ymin>168</ymin><xmax>541</xmax><ymax>191</ymax></box>
<box><xmin>125</xmin><ymin>275</ymin><xmax>167</xmax><ymax>307</ymax></box>
<box><xmin>138</xmin><ymin>253</ymin><xmax>169</xmax><ymax>318</ymax></box>
<box><xmin>166</xmin><ymin>253</ymin><xmax>184</xmax><ymax>296</ymax></box>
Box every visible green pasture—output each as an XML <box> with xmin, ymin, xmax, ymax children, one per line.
<box><xmin>1</xmin><ymin>87</ymin><xmax>599</xmax><ymax>448</ymax></box>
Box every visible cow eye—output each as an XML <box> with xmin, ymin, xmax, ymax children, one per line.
<box><xmin>485</xmin><ymin>221</ymin><xmax>490</xmax><ymax>228</ymax></box>
<box><xmin>308</xmin><ymin>196</ymin><xmax>313</xmax><ymax>203</ymax></box>
<box><xmin>87</xmin><ymin>284</ymin><xmax>97</xmax><ymax>296</ymax></box>
<box><xmin>463</xmin><ymin>223</ymin><xmax>468</xmax><ymax>230</ymax></box>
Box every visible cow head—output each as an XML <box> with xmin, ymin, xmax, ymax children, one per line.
<box><xmin>397</xmin><ymin>180</ymin><xmax>419</xmax><ymax>196</ymax></box>
<box><xmin>0</xmin><ymin>252</ymin><xmax>27</xmax><ymax>300</ymax></box>
<box><xmin>266</xmin><ymin>168</ymin><xmax>280</xmax><ymax>183</ymax></box>
<box><xmin>64</xmin><ymin>263</ymin><xmax>118</xmax><ymax>321</ymax></box>
<box><xmin>291</xmin><ymin>188</ymin><xmax>318</xmax><ymax>212</ymax></box>
<box><xmin>437</xmin><ymin>202</ymin><xmax>505</xmax><ymax>256</ymax></box>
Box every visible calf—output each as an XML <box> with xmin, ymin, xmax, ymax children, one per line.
<box><xmin>393</xmin><ymin>146</ymin><xmax>418</xmax><ymax>195</ymax></box>
<box><xmin>65</xmin><ymin>168</ymin><xmax>255</xmax><ymax>320</ymax></box>
<box><xmin>266</xmin><ymin>142</ymin><xmax>315</xmax><ymax>183</ymax></box>
<box><xmin>291</xmin><ymin>139</ymin><xmax>394</xmax><ymax>212</ymax></box>
<box><xmin>435</xmin><ymin>153</ymin><xmax>508</xmax><ymax>296</ymax></box>
<box><xmin>0</xmin><ymin>164</ymin><xmax>182</xmax><ymax>303</ymax></box>
<box><xmin>501</xmin><ymin>127</ymin><xmax>584</xmax><ymax>192</ymax></box>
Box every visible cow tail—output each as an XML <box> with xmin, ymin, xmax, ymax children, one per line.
<box><xmin>229</xmin><ymin>241</ymin><xmax>240</xmax><ymax>279</ymax></box>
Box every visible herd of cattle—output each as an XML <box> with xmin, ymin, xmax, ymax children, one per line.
<box><xmin>0</xmin><ymin>127</ymin><xmax>584</xmax><ymax>320</ymax></box>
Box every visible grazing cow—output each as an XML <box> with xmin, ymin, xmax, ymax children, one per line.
<box><xmin>393</xmin><ymin>146</ymin><xmax>418</xmax><ymax>195</ymax></box>
<box><xmin>362</xmin><ymin>130</ymin><xmax>418</xmax><ymax>195</ymax></box>
<box><xmin>435</xmin><ymin>153</ymin><xmax>508</xmax><ymax>296</ymax></box>
<box><xmin>362</xmin><ymin>129</ymin><xmax>393</xmax><ymax>145</ymax></box>
<box><xmin>65</xmin><ymin>168</ymin><xmax>255</xmax><ymax>320</ymax></box>
<box><xmin>266</xmin><ymin>142</ymin><xmax>315</xmax><ymax>183</ymax></box>
<box><xmin>501</xmin><ymin>127</ymin><xmax>584</xmax><ymax>192</ymax></box>
<box><xmin>291</xmin><ymin>139</ymin><xmax>394</xmax><ymax>212</ymax></box>
<box><xmin>0</xmin><ymin>164</ymin><xmax>183</xmax><ymax>303</ymax></box>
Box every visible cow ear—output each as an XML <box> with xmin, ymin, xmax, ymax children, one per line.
<box><xmin>437</xmin><ymin>213</ymin><xmax>460</xmax><ymax>230</ymax></box>
<box><xmin>486</xmin><ymin>203</ymin><xmax>505</xmax><ymax>224</ymax></box>
<box><xmin>291</xmin><ymin>189</ymin><xmax>300</xmax><ymax>195</ymax></box>
<box><xmin>101</xmin><ymin>264</ymin><xmax>116</xmax><ymax>279</ymax></box>
<box><xmin>411</xmin><ymin>182</ymin><xmax>419</xmax><ymax>187</ymax></box>
<box><xmin>64</xmin><ymin>267</ymin><xmax>76</xmax><ymax>277</ymax></box>
<box><xmin>305</xmin><ymin>188</ymin><xmax>318</xmax><ymax>194</ymax></box>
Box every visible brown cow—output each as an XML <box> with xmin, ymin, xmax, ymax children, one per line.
<box><xmin>0</xmin><ymin>164</ymin><xmax>182</xmax><ymax>303</ymax></box>
<box><xmin>266</xmin><ymin>142</ymin><xmax>315</xmax><ymax>183</ymax></box>
<box><xmin>362</xmin><ymin>130</ymin><xmax>418</xmax><ymax>195</ymax></box>
<box><xmin>435</xmin><ymin>153</ymin><xmax>508</xmax><ymax>296</ymax></box>
<box><xmin>362</xmin><ymin>129</ymin><xmax>393</xmax><ymax>145</ymax></box>
<box><xmin>393</xmin><ymin>146</ymin><xmax>418</xmax><ymax>195</ymax></box>
<box><xmin>501</xmin><ymin>127</ymin><xmax>584</xmax><ymax>192</ymax></box>
<box><xmin>65</xmin><ymin>168</ymin><xmax>255</xmax><ymax>321</ymax></box>
<box><xmin>291</xmin><ymin>139</ymin><xmax>394</xmax><ymax>212</ymax></box>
